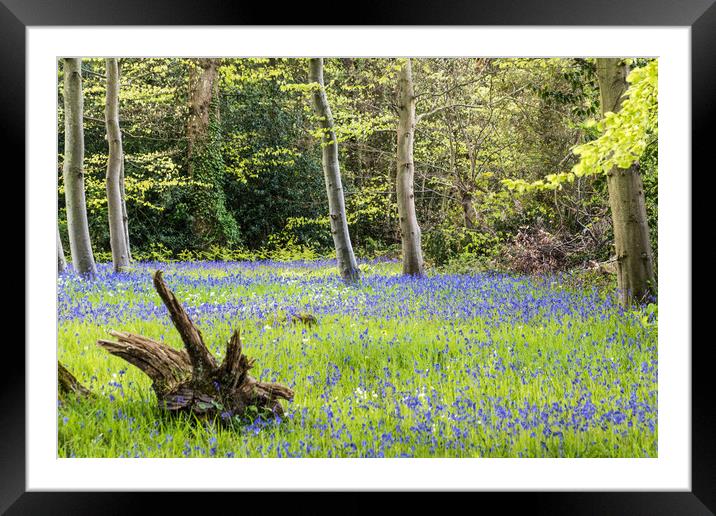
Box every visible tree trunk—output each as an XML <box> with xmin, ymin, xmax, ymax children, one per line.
<box><xmin>187</xmin><ymin>58</ymin><xmax>219</xmax><ymax>175</ymax></box>
<box><xmin>62</xmin><ymin>58</ymin><xmax>97</xmax><ymax>278</ymax></box>
<box><xmin>595</xmin><ymin>58</ymin><xmax>655</xmax><ymax>306</ymax></box>
<box><xmin>461</xmin><ymin>191</ymin><xmax>477</xmax><ymax>230</ymax></box>
<box><xmin>185</xmin><ymin>58</ymin><xmax>240</xmax><ymax>248</ymax></box>
<box><xmin>57</xmin><ymin>225</ymin><xmax>67</xmax><ymax>273</ymax></box>
<box><xmin>97</xmin><ymin>271</ymin><xmax>293</xmax><ymax>419</ymax></box>
<box><xmin>118</xmin><ymin>61</ymin><xmax>131</xmax><ymax>260</ymax></box>
<box><xmin>308</xmin><ymin>58</ymin><xmax>360</xmax><ymax>283</ymax></box>
<box><xmin>105</xmin><ymin>58</ymin><xmax>130</xmax><ymax>272</ymax></box>
<box><xmin>119</xmin><ymin>157</ymin><xmax>131</xmax><ymax>261</ymax></box>
<box><xmin>396</xmin><ymin>59</ymin><xmax>425</xmax><ymax>276</ymax></box>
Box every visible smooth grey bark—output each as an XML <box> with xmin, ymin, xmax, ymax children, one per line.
<box><xmin>596</xmin><ymin>58</ymin><xmax>655</xmax><ymax>306</ymax></box>
<box><xmin>308</xmin><ymin>58</ymin><xmax>360</xmax><ymax>283</ymax></box>
<box><xmin>119</xmin><ymin>158</ymin><xmax>131</xmax><ymax>261</ymax></box>
<box><xmin>62</xmin><ymin>58</ymin><xmax>97</xmax><ymax>278</ymax></box>
<box><xmin>396</xmin><ymin>59</ymin><xmax>425</xmax><ymax>276</ymax></box>
<box><xmin>105</xmin><ymin>58</ymin><xmax>130</xmax><ymax>272</ymax></box>
<box><xmin>57</xmin><ymin>225</ymin><xmax>67</xmax><ymax>273</ymax></box>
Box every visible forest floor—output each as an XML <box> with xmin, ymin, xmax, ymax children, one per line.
<box><xmin>58</xmin><ymin>259</ymin><xmax>657</xmax><ymax>458</ymax></box>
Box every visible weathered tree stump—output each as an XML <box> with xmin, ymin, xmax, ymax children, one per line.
<box><xmin>290</xmin><ymin>312</ymin><xmax>317</xmax><ymax>327</ymax></box>
<box><xmin>58</xmin><ymin>361</ymin><xmax>92</xmax><ymax>400</ymax></box>
<box><xmin>97</xmin><ymin>270</ymin><xmax>294</xmax><ymax>419</ymax></box>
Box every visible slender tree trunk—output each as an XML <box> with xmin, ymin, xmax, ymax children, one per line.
<box><xmin>117</xmin><ymin>60</ymin><xmax>130</xmax><ymax>260</ymax></box>
<box><xmin>62</xmin><ymin>58</ymin><xmax>97</xmax><ymax>278</ymax></box>
<box><xmin>308</xmin><ymin>58</ymin><xmax>360</xmax><ymax>283</ymax></box>
<box><xmin>461</xmin><ymin>191</ymin><xmax>477</xmax><ymax>230</ymax></box>
<box><xmin>396</xmin><ymin>59</ymin><xmax>425</xmax><ymax>276</ymax></box>
<box><xmin>596</xmin><ymin>58</ymin><xmax>655</xmax><ymax>306</ymax></box>
<box><xmin>119</xmin><ymin>158</ymin><xmax>131</xmax><ymax>261</ymax></box>
<box><xmin>105</xmin><ymin>58</ymin><xmax>130</xmax><ymax>272</ymax></box>
<box><xmin>57</xmin><ymin>225</ymin><xmax>67</xmax><ymax>273</ymax></box>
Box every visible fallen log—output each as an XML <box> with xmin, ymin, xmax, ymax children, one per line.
<box><xmin>97</xmin><ymin>270</ymin><xmax>294</xmax><ymax>419</ymax></box>
<box><xmin>58</xmin><ymin>361</ymin><xmax>92</xmax><ymax>399</ymax></box>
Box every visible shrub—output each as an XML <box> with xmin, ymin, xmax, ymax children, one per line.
<box><xmin>423</xmin><ymin>223</ymin><xmax>502</xmax><ymax>267</ymax></box>
<box><xmin>500</xmin><ymin>226</ymin><xmax>568</xmax><ymax>275</ymax></box>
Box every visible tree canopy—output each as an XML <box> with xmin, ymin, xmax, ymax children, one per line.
<box><xmin>57</xmin><ymin>57</ymin><xmax>658</xmax><ymax>276</ymax></box>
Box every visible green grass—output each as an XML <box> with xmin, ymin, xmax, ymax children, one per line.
<box><xmin>58</xmin><ymin>260</ymin><xmax>658</xmax><ymax>458</ymax></box>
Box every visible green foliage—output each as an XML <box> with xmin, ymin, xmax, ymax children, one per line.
<box><xmin>268</xmin><ymin>216</ymin><xmax>331</xmax><ymax>253</ymax></box>
<box><xmin>576</xmin><ymin>61</ymin><xmax>657</xmax><ymax>172</ymax></box>
<box><xmin>437</xmin><ymin>252</ymin><xmax>502</xmax><ymax>274</ymax></box>
<box><xmin>91</xmin><ymin>243</ymin><xmax>327</xmax><ymax>264</ymax></box>
<box><xmin>423</xmin><ymin>222</ymin><xmax>503</xmax><ymax>267</ymax></box>
<box><xmin>57</xmin><ymin>57</ymin><xmax>656</xmax><ymax>273</ymax></box>
<box><xmin>186</xmin><ymin>98</ymin><xmax>242</xmax><ymax>249</ymax></box>
<box><xmin>262</xmin><ymin>236</ymin><xmax>322</xmax><ymax>261</ymax></box>
<box><xmin>219</xmin><ymin>60</ymin><xmax>328</xmax><ymax>252</ymax></box>
<box><xmin>503</xmin><ymin>60</ymin><xmax>657</xmax><ymax>193</ymax></box>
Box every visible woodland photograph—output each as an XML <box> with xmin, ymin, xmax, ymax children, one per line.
<box><xmin>57</xmin><ymin>56</ymin><xmax>658</xmax><ymax>458</ymax></box>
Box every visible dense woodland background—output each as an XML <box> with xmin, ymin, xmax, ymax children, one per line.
<box><xmin>57</xmin><ymin>57</ymin><xmax>657</xmax><ymax>276</ymax></box>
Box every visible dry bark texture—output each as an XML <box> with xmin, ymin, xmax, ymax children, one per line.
<box><xmin>308</xmin><ymin>58</ymin><xmax>360</xmax><ymax>283</ymax></box>
<box><xmin>97</xmin><ymin>271</ymin><xmax>294</xmax><ymax>418</ymax></box>
<box><xmin>187</xmin><ymin>58</ymin><xmax>219</xmax><ymax>172</ymax></box>
<box><xmin>396</xmin><ymin>59</ymin><xmax>425</xmax><ymax>276</ymax></box>
<box><xmin>58</xmin><ymin>362</ymin><xmax>91</xmax><ymax>399</ymax></box>
<box><xmin>596</xmin><ymin>58</ymin><xmax>655</xmax><ymax>306</ymax></box>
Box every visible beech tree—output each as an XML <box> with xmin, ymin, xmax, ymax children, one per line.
<box><xmin>395</xmin><ymin>59</ymin><xmax>425</xmax><ymax>276</ymax></box>
<box><xmin>308</xmin><ymin>58</ymin><xmax>360</xmax><ymax>283</ymax></box>
<box><xmin>595</xmin><ymin>58</ymin><xmax>655</xmax><ymax>306</ymax></box>
<box><xmin>503</xmin><ymin>58</ymin><xmax>657</xmax><ymax>306</ymax></box>
<box><xmin>119</xmin><ymin>159</ymin><xmax>130</xmax><ymax>261</ymax></box>
<box><xmin>62</xmin><ymin>58</ymin><xmax>97</xmax><ymax>278</ymax></box>
<box><xmin>105</xmin><ymin>57</ymin><xmax>130</xmax><ymax>271</ymax></box>
<box><xmin>57</xmin><ymin>57</ymin><xmax>658</xmax><ymax>281</ymax></box>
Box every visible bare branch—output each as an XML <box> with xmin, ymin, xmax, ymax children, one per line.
<box><xmin>152</xmin><ymin>270</ymin><xmax>217</xmax><ymax>377</ymax></box>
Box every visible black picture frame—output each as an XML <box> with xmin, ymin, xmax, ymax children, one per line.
<box><xmin>4</xmin><ymin>1</ymin><xmax>709</xmax><ymax>513</ymax></box>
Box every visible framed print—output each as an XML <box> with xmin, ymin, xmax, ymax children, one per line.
<box><xmin>5</xmin><ymin>0</ymin><xmax>711</xmax><ymax>513</ymax></box>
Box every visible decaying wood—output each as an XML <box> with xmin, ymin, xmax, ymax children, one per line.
<box><xmin>290</xmin><ymin>312</ymin><xmax>317</xmax><ymax>327</ymax></box>
<box><xmin>58</xmin><ymin>362</ymin><xmax>92</xmax><ymax>399</ymax></box>
<box><xmin>97</xmin><ymin>270</ymin><xmax>294</xmax><ymax>419</ymax></box>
